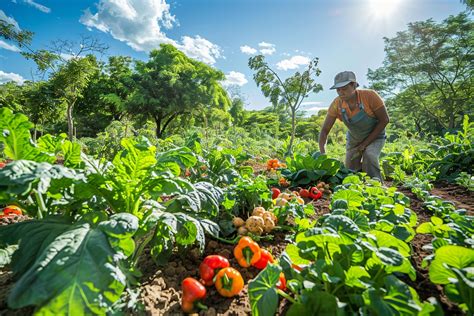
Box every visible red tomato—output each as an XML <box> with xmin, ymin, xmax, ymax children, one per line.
<box><xmin>271</xmin><ymin>188</ymin><xmax>281</xmax><ymax>199</ymax></box>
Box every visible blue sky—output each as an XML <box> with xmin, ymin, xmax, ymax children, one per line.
<box><xmin>0</xmin><ymin>0</ymin><xmax>468</xmax><ymax>115</ymax></box>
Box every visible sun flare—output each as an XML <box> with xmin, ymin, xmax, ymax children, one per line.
<box><xmin>368</xmin><ymin>0</ymin><xmax>403</xmax><ymax>19</ymax></box>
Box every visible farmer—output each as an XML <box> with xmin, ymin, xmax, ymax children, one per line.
<box><xmin>318</xmin><ymin>71</ymin><xmax>389</xmax><ymax>182</ymax></box>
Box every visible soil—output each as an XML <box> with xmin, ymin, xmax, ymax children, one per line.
<box><xmin>0</xmin><ymin>182</ymin><xmax>472</xmax><ymax>316</ymax></box>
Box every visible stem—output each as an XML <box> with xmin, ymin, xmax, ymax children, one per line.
<box><xmin>331</xmin><ymin>283</ymin><xmax>343</xmax><ymax>295</ymax></box>
<box><xmin>33</xmin><ymin>190</ymin><xmax>46</xmax><ymax>219</ymax></box>
<box><xmin>243</xmin><ymin>247</ymin><xmax>253</xmax><ymax>266</ymax></box>
<box><xmin>373</xmin><ymin>268</ymin><xmax>384</xmax><ymax>282</ymax></box>
<box><xmin>277</xmin><ymin>289</ymin><xmax>297</xmax><ymax>304</ymax></box>
<box><xmin>195</xmin><ymin>301</ymin><xmax>208</xmax><ymax>311</ymax></box>
<box><xmin>209</xmin><ymin>235</ymin><xmax>239</xmax><ymax>245</ymax></box>
<box><xmin>132</xmin><ymin>226</ymin><xmax>157</xmax><ymax>267</ymax></box>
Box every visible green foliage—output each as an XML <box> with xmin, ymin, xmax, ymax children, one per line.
<box><xmin>428</xmin><ymin>245</ymin><xmax>474</xmax><ymax>313</ymax></box>
<box><xmin>248</xmin><ymin>264</ymin><xmax>282</xmax><ymax>316</ymax></box>
<box><xmin>456</xmin><ymin>172</ymin><xmax>474</xmax><ymax>191</ymax></box>
<box><xmin>281</xmin><ymin>151</ymin><xmax>349</xmax><ymax>186</ymax></box>
<box><xmin>0</xmin><ymin>107</ymin><xmax>55</xmax><ymax>162</ymax></box>
<box><xmin>50</xmin><ymin>55</ymin><xmax>99</xmax><ymax>139</ymax></box>
<box><xmin>223</xmin><ymin>175</ymin><xmax>272</xmax><ymax>218</ymax></box>
<box><xmin>249</xmin><ymin>54</ymin><xmax>323</xmax><ymax>155</ymax></box>
<box><xmin>125</xmin><ymin>44</ymin><xmax>230</xmax><ymax>138</ymax></box>
<box><xmin>368</xmin><ymin>12</ymin><xmax>473</xmax><ymax>134</ymax></box>
<box><xmin>0</xmin><ymin>213</ymin><xmax>138</xmax><ymax>314</ymax></box>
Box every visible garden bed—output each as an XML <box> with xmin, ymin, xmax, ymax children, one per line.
<box><xmin>135</xmin><ymin>183</ymin><xmax>472</xmax><ymax>315</ymax></box>
<box><xmin>0</xmin><ymin>183</ymin><xmax>472</xmax><ymax>315</ymax></box>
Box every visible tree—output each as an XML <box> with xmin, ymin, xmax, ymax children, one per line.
<box><xmin>368</xmin><ymin>12</ymin><xmax>473</xmax><ymax>134</ymax></box>
<box><xmin>74</xmin><ymin>56</ymin><xmax>135</xmax><ymax>137</ymax></box>
<box><xmin>0</xmin><ymin>82</ymin><xmax>24</xmax><ymax>112</ymax></box>
<box><xmin>460</xmin><ymin>0</ymin><xmax>474</xmax><ymax>10</ymax></box>
<box><xmin>21</xmin><ymin>81</ymin><xmax>63</xmax><ymax>140</ymax></box>
<box><xmin>125</xmin><ymin>44</ymin><xmax>230</xmax><ymax>138</ymax></box>
<box><xmin>229</xmin><ymin>96</ymin><xmax>247</xmax><ymax>126</ymax></box>
<box><xmin>48</xmin><ymin>55</ymin><xmax>99</xmax><ymax>140</ymax></box>
<box><xmin>249</xmin><ymin>55</ymin><xmax>323</xmax><ymax>155</ymax></box>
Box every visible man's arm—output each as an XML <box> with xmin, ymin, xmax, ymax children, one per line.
<box><xmin>319</xmin><ymin>114</ymin><xmax>337</xmax><ymax>154</ymax></box>
<box><xmin>357</xmin><ymin>106</ymin><xmax>390</xmax><ymax>151</ymax></box>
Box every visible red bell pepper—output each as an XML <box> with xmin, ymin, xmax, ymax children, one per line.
<box><xmin>309</xmin><ymin>187</ymin><xmax>322</xmax><ymax>200</ymax></box>
<box><xmin>271</xmin><ymin>187</ymin><xmax>281</xmax><ymax>199</ymax></box>
<box><xmin>252</xmin><ymin>249</ymin><xmax>274</xmax><ymax>270</ymax></box>
<box><xmin>181</xmin><ymin>277</ymin><xmax>208</xmax><ymax>313</ymax></box>
<box><xmin>299</xmin><ymin>188</ymin><xmax>310</xmax><ymax>198</ymax></box>
<box><xmin>199</xmin><ymin>255</ymin><xmax>230</xmax><ymax>286</ymax></box>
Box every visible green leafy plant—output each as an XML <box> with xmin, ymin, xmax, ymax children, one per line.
<box><xmin>427</xmin><ymin>245</ymin><xmax>474</xmax><ymax>314</ymax></box>
<box><xmin>281</xmin><ymin>151</ymin><xmax>350</xmax><ymax>187</ymax></box>
<box><xmin>0</xmin><ymin>213</ymin><xmax>139</xmax><ymax>314</ymax></box>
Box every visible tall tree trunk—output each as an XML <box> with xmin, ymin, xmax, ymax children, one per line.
<box><xmin>67</xmin><ymin>101</ymin><xmax>75</xmax><ymax>141</ymax></box>
<box><xmin>155</xmin><ymin>116</ymin><xmax>162</xmax><ymax>138</ymax></box>
<box><xmin>448</xmin><ymin>101</ymin><xmax>456</xmax><ymax>129</ymax></box>
<box><xmin>287</xmin><ymin>108</ymin><xmax>296</xmax><ymax>157</ymax></box>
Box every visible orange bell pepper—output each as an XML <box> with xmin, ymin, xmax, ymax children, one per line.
<box><xmin>233</xmin><ymin>236</ymin><xmax>261</xmax><ymax>268</ymax></box>
<box><xmin>214</xmin><ymin>267</ymin><xmax>244</xmax><ymax>297</ymax></box>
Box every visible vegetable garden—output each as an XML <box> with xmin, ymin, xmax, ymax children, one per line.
<box><xmin>0</xmin><ymin>108</ymin><xmax>472</xmax><ymax>315</ymax></box>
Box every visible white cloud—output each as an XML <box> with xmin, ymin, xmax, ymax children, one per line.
<box><xmin>80</xmin><ymin>0</ymin><xmax>222</xmax><ymax>64</ymax></box>
<box><xmin>240</xmin><ymin>45</ymin><xmax>257</xmax><ymax>55</ymax></box>
<box><xmin>301</xmin><ymin>101</ymin><xmax>323</xmax><ymax>108</ymax></box>
<box><xmin>0</xmin><ymin>70</ymin><xmax>25</xmax><ymax>84</ymax></box>
<box><xmin>0</xmin><ymin>40</ymin><xmax>20</xmax><ymax>52</ymax></box>
<box><xmin>258</xmin><ymin>42</ymin><xmax>276</xmax><ymax>55</ymax></box>
<box><xmin>176</xmin><ymin>36</ymin><xmax>221</xmax><ymax>65</ymax></box>
<box><xmin>221</xmin><ymin>71</ymin><xmax>248</xmax><ymax>87</ymax></box>
<box><xmin>60</xmin><ymin>53</ymin><xmax>80</xmax><ymax>60</ymax></box>
<box><xmin>0</xmin><ymin>10</ymin><xmax>20</xmax><ymax>30</ymax></box>
<box><xmin>276</xmin><ymin>55</ymin><xmax>310</xmax><ymax>70</ymax></box>
<box><xmin>23</xmin><ymin>0</ymin><xmax>51</xmax><ymax>13</ymax></box>
<box><xmin>301</xmin><ymin>102</ymin><xmax>328</xmax><ymax>116</ymax></box>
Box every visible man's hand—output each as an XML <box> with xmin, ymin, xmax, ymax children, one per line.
<box><xmin>356</xmin><ymin>143</ymin><xmax>367</xmax><ymax>153</ymax></box>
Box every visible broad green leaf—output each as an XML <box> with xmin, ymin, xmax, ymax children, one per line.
<box><xmin>156</xmin><ymin>147</ymin><xmax>197</xmax><ymax>172</ymax></box>
<box><xmin>345</xmin><ymin>266</ymin><xmax>371</xmax><ymax>289</ymax></box>
<box><xmin>342</xmin><ymin>175</ymin><xmax>361</xmax><ymax>184</ymax></box>
<box><xmin>323</xmin><ymin>214</ymin><xmax>360</xmax><ymax>240</ymax></box>
<box><xmin>0</xmin><ymin>107</ymin><xmax>54</xmax><ymax>162</ymax></box>
<box><xmin>175</xmin><ymin>220</ymin><xmax>198</xmax><ymax>245</ymax></box>
<box><xmin>331</xmin><ymin>189</ymin><xmax>364</xmax><ymax>208</ymax></box>
<box><xmin>286</xmin><ymin>243</ymin><xmax>311</xmax><ymax>265</ymax></box>
<box><xmin>7</xmin><ymin>216</ymin><xmax>137</xmax><ymax>314</ymax></box>
<box><xmin>416</xmin><ymin>222</ymin><xmax>433</xmax><ymax>234</ymax></box>
<box><xmin>0</xmin><ymin>217</ymin><xmax>71</xmax><ymax>278</ymax></box>
<box><xmin>432</xmin><ymin>216</ymin><xmax>444</xmax><ymax>226</ymax></box>
<box><xmin>363</xmin><ymin>275</ymin><xmax>423</xmax><ymax>315</ymax></box>
<box><xmin>98</xmin><ymin>213</ymin><xmax>139</xmax><ymax>239</ymax></box>
<box><xmin>287</xmin><ymin>289</ymin><xmax>338</xmax><ymax>316</ymax></box>
<box><xmin>61</xmin><ymin>140</ymin><xmax>84</xmax><ymax>168</ymax></box>
<box><xmin>113</xmin><ymin>138</ymin><xmax>157</xmax><ymax>182</ymax></box>
<box><xmin>0</xmin><ymin>160</ymin><xmax>86</xmax><ymax>199</ymax></box>
<box><xmin>248</xmin><ymin>264</ymin><xmax>282</xmax><ymax>316</ymax></box>
<box><xmin>429</xmin><ymin>245</ymin><xmax>474</xmax><ymax>284</ymax></box>
<box><xmin>368</xmin><ymin>230</ymin><xmax>411</xmax><ymax>257</ymax></box>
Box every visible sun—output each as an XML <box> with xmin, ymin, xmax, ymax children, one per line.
<box><xmin>368</xmin><ymin>0</ymin><xmax>404</xmax><ymax>19</ymax></box>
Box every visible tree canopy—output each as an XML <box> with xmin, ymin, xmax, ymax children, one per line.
<box><xmin>125</xmin><ymin>44</ymin><xmax>231</xmax><ymax>138</ymax></box>
<box><xmin>368</xmin><ymin>12</ymin><xmax>473</xmax><ymax>134</ymax></box>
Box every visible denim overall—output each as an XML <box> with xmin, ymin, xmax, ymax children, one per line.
<box><xmin>339</xmin><ymin>99</ymin><xmax>385</xmax><ymax>181</ymax></box>
<box><xmin>339</xmin><ymin>101</ymin><xmax>385</xmax><ymax>146</ymax></box>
